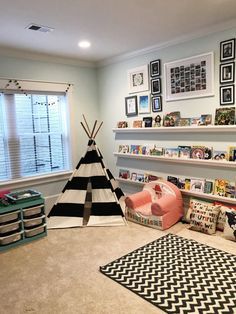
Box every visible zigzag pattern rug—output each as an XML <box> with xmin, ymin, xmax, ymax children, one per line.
<box><xmin>100</xmin><ymin>234</ymin><xmax>236</xmax><ymax>313</ymax></box>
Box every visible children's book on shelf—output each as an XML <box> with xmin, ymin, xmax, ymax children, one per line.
<box><xmin>165</xmin><ymin>148</ymin><xmax>179</xmax><ymax>158</ymax></box>
<box><xmin>163</xmin><ymin>111</ymin><xmax>181</xmax><ymax>127</ymax></box>
<box><xmin>118</xmin><ymin>145</ymin><xmax>129</xmax><ymax>153</ymax></box>
<box><xmin>119</xmin><ymin>169</ymin><xmax>130</xmax><ymax>179</ymax></box>
<box><xmin>178</xmin><ymin>145</ymin><xmax>191</xmax><ymax>158</ymax></box>
<box><xmin>213</xmin><ymin>150</ymin><xmax>228</xmax><ymax>161</ymax></box>
<box><xmin>190</xmin><ymin>178</ymin><xmax>205</xmax><ymax>193</ymax></box>
<box><xmin>143</xmin><ymin>117</ymin><xmax>153</xmax><ymax>127</ymax></box>
<box><xmin>136</xmin><ymin>173</ymin><xmax>145</xmax><ymax>182</ymax></box>
<box><xmin>117</xmin><ymin>121</ymin><xmax>128</xmax><ymax>128</ymax></box>
<box><xmin>131</xmin><ymin>172</ymin><xmax>137</xmax><ymax>181</ymax></box>
<box><xmin>130</xmin><ymin>145</ymin><xmax>143</xmax><ymax>154</ymax></box>
<box><xmin>148</xmin><ymin>145</ymin><xmax>164</xmax><ymax>156</ymax></box>
<box><xmin>190</xmin><ymin>117</ymin><xmax>201</xmax><ymax>126</ymax></box>
<box><xmin>214</xmin><ymin>179</ymin><xmax>229</xmax><ymax>197</ymax></box>
<box><xmin>177</xmin><ymin>178</ymin><xmax>186</xmax><ymax>189</ymax></box>
<box><xmin>228</xmin><ymin>146</ymin><xmax>236</xmax><ymax>161</ymax></box>
<box><xmin>167</xmin><ymin>176</ymin><xmax>178</xmax><ymax>186</ymax></box>
<box><xmin>144</xmin><ymin>173</ymin><xmax>160</xmax><ymax>182</ymax></box>
<box><xmin>153</xmin><ymin>115</ymin><xmax>162</xmax><ymax>127</ymax></box>
<box><xmin>204</xmin><ymin>147</ymin><xmax>213</xmax><ymax>160</ymax></box>
<box><xmin>185</xmin><ymin>178</ymin><xmax>191</xmax><ymax>190</ymax></box>
<box><xmin>133</xmin><ymin>120</ymin><xmax>143</xmax><ymax>128</ymax></box>
<box><xmin>199</xmin><ymin>114</ymin><xmax>212</xmax><ymax>126</ymax></box>
<box><xmin>204</xmin><ymin>180</ymin><xmax>214</xmax><ymax>194</ymax></box>
<box><xmin>225</xmin><ymin>182</ymin><xmax>236</xmax><ymax>198</ymax></box>
<box><xmin>177</xmin><ymin>118</ymin><xmax>191</xmax><ymax>127</ymax></box>
<box><xmin>190</xmin><ymin>146</ymin><xmax>205</xmax><ymax>159</ymax></box>
<box><xmin>214</xmin><ymin>107</ymin><xmax>235</xmax><ymax>125</ymax></box>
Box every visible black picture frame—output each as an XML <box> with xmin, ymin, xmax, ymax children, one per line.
<box><xmin>125</xmin><ymin>95</ymin><xmax>138</xmax><ymax>116</ymax></box>
<box><xmin>152</xmin><ymin>96</ymin><xmax>162</xmax><ymax>112</ymax></box>
<box><xmin>220</xmin><ymin>62</ymin><xmax>235</xmax><ymax>84</ymax></box>
<box><xmin>151</xmin><ymin>78</ymin><xmax>161</xmax><ymax>94</ymax></box>
<box><xmin>220</xmin><ymin>84</ymin><xmax>235</xmax><ymax>105</ymax></box>
<box><xmin>220</xmin><ymin>38</ymin><xmax>235</xmax><ymax>62</ymax></box>
<box><xmin>150</xmin><ymin>59</ymin><xmax>161</xmax><ymax>77</ymax></box>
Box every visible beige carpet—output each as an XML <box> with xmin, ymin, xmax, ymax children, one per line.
<box><xmin>0</xmin><ymin>221</ymin><xmax>235</xmax><ymax>314</ymax></box>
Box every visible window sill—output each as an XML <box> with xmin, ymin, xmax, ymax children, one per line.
<box><xmin>0</xmin><ymin>171</ymin><xmax>73</xmax><ymax>190</ymax></box>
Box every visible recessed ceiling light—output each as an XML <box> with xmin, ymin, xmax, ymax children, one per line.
<box><xmin>78</xmin><ymin>41</ymin><xmax>91</xmax><ymax>48</ymax></box>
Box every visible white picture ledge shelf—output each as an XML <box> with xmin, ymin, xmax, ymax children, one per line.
<box><xmin>113</xmin><ymin>125</ymin><xmax>236</xmax><ymax>134</ymax></box>
<box><xmin>116</xmin><ymin>178</ymin><xmax>236</xmax><ymax>205</ymax></box>
<box><xmin>114</xmin><ymin>152</ymin><xmax>236</xmax><ymax>168</ymax></box>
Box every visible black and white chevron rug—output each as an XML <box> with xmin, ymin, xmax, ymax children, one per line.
<box><xmin>100</xmin><ymin>234</ymin><xmax>236</xmax><ymax>314</ymax></box>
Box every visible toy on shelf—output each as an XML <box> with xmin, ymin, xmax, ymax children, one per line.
<box><xmin>125</xmin><ymin>180</ymin><xmax>183</xmax><ymax>230</ymax></box>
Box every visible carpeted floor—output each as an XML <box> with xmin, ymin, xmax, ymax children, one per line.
<box><xmin>0</xmin><ymin>221</ymin><xmax>235</xmax><ymax>314</ymax></box>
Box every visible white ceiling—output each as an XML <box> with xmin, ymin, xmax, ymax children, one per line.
<box><xmin>1</xmin><ymin>0</ymin><xmax>236</xmax><ymax>65</ymax></box>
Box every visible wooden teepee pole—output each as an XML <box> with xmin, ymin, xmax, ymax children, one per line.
<box><xmin>82</xmin><ymin>114</ymin><xmax>92</xmax><ymax>137</ymax></box>
<box><xmin>80</xmin><ymin>122</ymin><xmax>91</xmax><ymax>138</ymax></box>
<box><xmin>90</xmin><ymin>120</ymin><xmax>97</xmax><ymax>139</ymax></box>
<box><xmin>93</xmin><ymin>121</ymin><xmax>103</xmax><ymax>139</ymax></box>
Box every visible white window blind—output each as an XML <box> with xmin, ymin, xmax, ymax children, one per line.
<box><xmin>0</xmin><ymin>79</ymin><xmax>71</xmax><ymax>182</ymax></box>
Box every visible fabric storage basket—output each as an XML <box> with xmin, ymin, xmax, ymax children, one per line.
<box><xmin>23</xmin><ymin>215</ymin><xmax>45</xmax><ymax>228</ymax></box>
<box><xmin>0</xmin><ymin>220</ymin><xmax>21</xmax><ymax>236</ymax></box>
<box><xmin>23</xmin><ymin>205</ymin><xmax>43</xmax><ymax>218</ymax></box>
<box><xmin>0</xmin><ymin>230</ymin><xmax>23</xmax><ymax>246</ymax></box>
<box><xmin>24</xmin><ymin>223</ymin><xmax>46</xmax><ymax>238</ymax></box>
<box><xmin>0</xmin><ymin>210</ymin><xmax>20</xmax><ymax>224</ymax></box>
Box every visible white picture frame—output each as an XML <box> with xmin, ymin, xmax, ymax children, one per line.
<box><xmin>127</xmin><ymin>65</ymin><xmax>149</xmax><ymax>94</ymax></box>
<box><xmin>164</xmin><ymin>52</ymin><xmax>214</xmax><ymax>102</ymax></box>
<box><xmin>138</xmin><ymin>93</ymin><xmax>150</xmax><ymax>114</ymax></box>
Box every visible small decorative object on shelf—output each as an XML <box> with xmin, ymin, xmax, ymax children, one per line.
<box><xmin>143</xmin><ymin>116</ymin><xmax>153</xmax><ymax>127</ymax></box>
<box><xmin>133</xmin><ymin>120</ymin><xmax>143</xmax><ymax>128</ymax></box>
<box><xmin>117</xmin><ymin>121</ymin><xmax>128</xmax><ymax>128</ymax></box>
<box><xmin>153</xmin><ymin>114</ymin><xmax>162</xmax><ymax>127</ymax></box>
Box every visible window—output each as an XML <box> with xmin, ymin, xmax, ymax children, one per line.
<box><xmin>0</xmin><ymin>91</ymin><xmax>71</xmax><ymax>182</ymax></box>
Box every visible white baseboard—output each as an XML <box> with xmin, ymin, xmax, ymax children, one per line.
<box><xmin>44</xmin><ymin>194</ymin><xmax>60</xmax><ymax>215</ymax></box>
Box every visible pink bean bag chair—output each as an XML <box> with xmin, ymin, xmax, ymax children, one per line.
<box><xmin>125</xmin><ymin>180</ymin><xmax>183</xmax><ymax>230</ymax></box>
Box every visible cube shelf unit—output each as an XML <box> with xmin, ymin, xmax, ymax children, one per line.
<box><xmin>0</xmin><ymin>197</ymin><xmax>47</xmax><ymax>252</ymax></box>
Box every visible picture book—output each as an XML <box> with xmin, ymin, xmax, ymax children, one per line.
<box><xmin>204</xmin><ymin>180</ymin><xmax>214</xmax><ymax>194</ymax></box>
<box><xmin>213</xmin><ymin>150</ymin><xmax>228</xmax><ymax>161</ymax></box>
<box><xmin>117</xmin><ymin>121</ymin><xmax>128</xmax><ymax>128</ymax></box>
<box><xmin>118</xmin><ymin>145</ymin><xmax>129</xmax><ymax>153</ymax></box>
<box><xmin>225</xmin><ymin>182</ymin><xmax>236</xmax><ymax>198</ymax></box>
<box><xmin>214</xmin><ymin>179</ymin><xmax>229</xmax><ymax>197</ymax></box>
<box><xmin>133</xmin><ymin>120</ymin><xmax>143</xmax><ymax>128</ymax></box>
<box><xmin>163</xmin><ymin>111</ymin><xmax>181</xmax><ymax>127</ymax></box>
<box><xmin>190</xmin><ymin>146</ymin><xmax>205</xmax><ymax>159</ymax></box>
<box><xmin>199</xmin><ymin>114</ymin><xmax>212</xmax><ymax>126</ymax></box>
<box><xmin>177</xmin><ymin>118</ymin><xmax>191</xmax><ymax>127</ymax></box>
<box><xmin>190</xmin><ymin>117</ymin><xmax>201</xmax><ymax>126</ymax></box>
<box><xmin>148</xmin><ymin>145</ymin><xmax>164</xmax><ymax>156</ymax></box>
<box><xmin>165</xmin><ymin>148</ymin><xmax>179</xmax><ymax>158</ymax></box>
<box><xmin>177</xmin><ymin>178</ymin><xmax>186</xmax><ymax>189</ymax></box>
<box><xmin>214</xmin><ymin>107</ymin><xmax>235</xmax><ymax>125</ymax></box>
<box><xmin>136</xmin><ymin>173</ymin><xmax>145</xmax><ymax>182</ymax></box>
<box><xmin>190</xmin><ymin>178</ymin><xmax>205</xmax><ymax>193</ymax></box>
<box><xmin>228</xmin><ymin>146</ymin><xmax>236</xmax><ymax>161</ymax></box>
<box><xmin>130</xmin><ymin>145</ymin><xmax>143</xmax><ymax>154</ymax></box>
<box><xmin>185</xmin><ymin>178</ymin><xmax>191</xmax><ymax>190</ymax></box>
<box><xmin>131</xmin><ymin>172</ymin><xmax>137</xmax><ymax>181</ymax></box>
<box><xmin>167</xmin><ymin>176</ymin><xmax>178</xmax><ymax>186</ymax></box>
<box><xmin>144</xmin><ymin>173</ymin><xmax>160</xmax><ymax>182</ymax></box>
<box><xmin>204</xmin><ymin>147</ymin><xmax>213</xmax><ymax>160</ymax></box>
<box><xmin>119</xmin><ymin>169</ymin><xmax>130</xmax><ymax>179</ymax></box>
<box><xmin>178</xmin><ymin>145</ymin><xmax>191</xmax><ymax>158</ymax></box>
<box><xmin>143</xmin><ymin>117</ymin><xmax>153</xmax><ymax>127</ymax></box>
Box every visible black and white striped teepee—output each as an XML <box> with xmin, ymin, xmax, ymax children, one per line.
<box><xmin>47</xmin><ymin>116</ymin><xmax>126</xmax><ymax>229</ymax></box>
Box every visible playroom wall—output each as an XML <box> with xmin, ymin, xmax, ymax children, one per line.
<box><xmin>97</xmin><ymin>26</ymin><xmax>236</xmax><ymax>195</ymax></box>
<box><xmin>0</xmin><ymin>52</ymin><xmax>99</xmax><ymax>212</ymax></box>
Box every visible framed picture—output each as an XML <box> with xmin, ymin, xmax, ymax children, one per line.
<box><xmin>152</xmin><ymin>96</ymin><xmax>162</xmax><ymax>112</ymax></box>
<box><xmin>125</xmin><ymin>95</ymin><xmax>138</xmax><ymax>116</ymax></box>
<box><xmin>164</xmin><ymin>52</ymin><xmax>214</xmax><ymax>101</ymax></box>
<box><xmin>150</xmin><ymin>59</ymin><xmax>161</xmax><ymax>77</ymax></box>
<box><xmin>151</xmin><ymin>78</ymin><xmax>161</xmax><ymax>94</ymax></box>
<box><xmin>220</xmin><ymin>85</ymin><xmax>235</xmax><ymax>105</ymax></box>
<box><xmin>220</xmin><ymin>38</ymin><xmax>235</xmax><ymax>62</ymax></box>
<box><xmin>220</xmin><ymin>62</ymin><xmax>235</xmax><ymax>84</ymax></box>
<box><xmin>127</xmin><ymin>65</ymin><xmax>149</xmax><ymax>93</ymax></box>
<box><xmin>138</xmin><ymin>93</ymin><xmax>150</xmax><ymax>114</ymax></box>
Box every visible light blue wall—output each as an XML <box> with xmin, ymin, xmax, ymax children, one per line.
<box><xmin>97</xmin><ymin>27</ymin><xmax>236</xmax><ymax>194</ymax></box>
